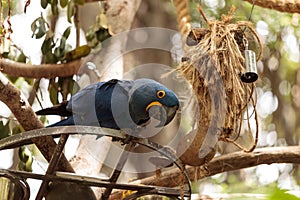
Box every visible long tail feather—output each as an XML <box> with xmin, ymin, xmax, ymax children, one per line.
<box><xmin>36</xmin><ymin>101</ymin><xmax>72</xmax><ymax>116</ymax></box>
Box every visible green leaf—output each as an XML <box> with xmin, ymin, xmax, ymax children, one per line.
<box><xmin>54</xmin><ymin>36</ymin><xmax>67</xmax><ymax>60</ymax></box>
<box><xmin>51</xmin><ymin>0</ymin><xmax>59</xmax><ymax>15</ymax></box>
<box><xmin>0</xmin><ymin>121</ymin><xmax>10</xmax><ymax>140</ymax></box>
<box><xmin>49</xmin><ymin>83</ymin><xmax>59</xmax><ymax>105</ymax></box>
<box><xmin>18</xmin><ymin>162</ymin><xmax>26</xmax><ymax>171</ymax></box>
<box><xmin>41</xmin><ymin>0</ymin><xmax>48</xmax><ymax>9</ymax></box>
<box><xmin>18</xmin><ymin>146</ymin><xmax>29</xmax><ymax>162</ymax></box>
<box><xmin>31</xmin><ymin>17</ymin><xmax>47</xmax><ymax>39</ymax></box>
<box><xmin>54</xmin><ymin>46</ymin><xmax>64</xmax><ymax>60</ymax></box>
<box><xmin>54</xmin><ymin>47</ymin><xmax>62</xmax><ymax>59</ymax></box>
<box><xmin>41</xmin><ymin>38</ymin><xmax>53</xmax><ymax>55</ymax></box>
<box><xmin>39</xmin><ymin>115</ymin><xmax>48</xmax><ymax>124</ymax></box>
<box><xmin>64</xmin><ymin>45</ymin><xmax>91</xmax><ymax>62</ymax></box>
<box><xmin>24</xmin><ymin>158</ymin><xmax>33</xmax><ymax>171</ymax></box>
<box><xmin>18</xmin><ymin>146</ymin><xmax>33</xmax><ymax>172</ymax></box>
<box><xmin>31</xmin><ymin>18</ymin><xmax>39</xmax><ymax>32</ymax></box>
<box><xmin>35</xmin><ymin>29</ymin><xmax>46</xmax><ymax>39</ymax></box>
<box><xmin>18</xmin><ymin>146</ymin><xmax>28</xmax><ymax>162</ymax></box>
<box><xmin>17</xmin><ymin>52</ymin><xmax>26</xmax><ymax>63</ymax></box>
<box><xmin>60</xmin><ymin>37</ymin><xmax>67</xmax><ymax>49</ymax></box>
<box><xmin>12</xmin><ymin>125</ymin><xmax>21</xmax><ymax>135</ymax></box>
<box><xmin>68</xmin><ymin>79</ymin><xmax>80</xmax><ymax>95</ymax></box>
<box><xmin>51</xmin><ymin>4</ymin><xmax>59</xmax><ymax>16</ymax></box>
<box><xmin>63</xmin><ymin>26</ymin><xmax>71</xmax><ymax>39</ymax></box>
<box><xmin>44</xmin><ymin>52</ymin><xmax>57</xmax><ymax>64</ymax></box>
<box><xmin>24</xmin><ymin>78</ymin><xmax>34</xmax><ymax>86</ymax></box>
<box><xmin>60</xmin><ymin>0</ymin><xmax>68</xmax><ymax>8</ymax></box>
<box><xmin>67</xmin><ymin>1</ymin><xmax>75</xmax><ymax>23</ymax></box>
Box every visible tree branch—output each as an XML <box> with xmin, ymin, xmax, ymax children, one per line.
<box><xmin>243</xmin><ymin>0</ymin><xmax>300</xmax><ymax>14</ymax></box>
<box><xmin>110</xmin><ymin>146</ymin><xmax>300</xmax><ymax>199</ymax></box>
<box><xmin>0</xmin><ymin>72</ymin><xmax>74</xmax><ymax>172</ymax></box>
<box><xmin>0</xmin><ymin>58</ymin><xmax>82</xmax><ymax>79</ymax></box>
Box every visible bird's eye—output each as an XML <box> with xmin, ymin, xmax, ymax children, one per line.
<box><xmin>157</xmin><ymin>90</ymin><xmax>166</xmax><ymax>98</ymax></box>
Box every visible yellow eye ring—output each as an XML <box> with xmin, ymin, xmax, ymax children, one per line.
<box><xmin>157</xmin><ymin>90</ymin><xmax>166</xmax><ymax>99</ymax></box>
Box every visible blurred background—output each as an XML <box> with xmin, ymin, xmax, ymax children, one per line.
<box><xmin>0</xmin><ymin>0</ymin><xmax>300</xmax><ymax>199</ymax></box>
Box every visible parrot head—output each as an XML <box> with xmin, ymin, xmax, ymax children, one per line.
<box><xmin>128</xmin><ymin>79</ymin><xmax>179</xmax><ymax>127</ymax></box>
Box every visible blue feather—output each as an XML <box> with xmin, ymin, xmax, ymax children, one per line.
<box><xmin>38</xmin><ymin>79</ymin><xmax>179</xmax><ymax>133</ymax></box>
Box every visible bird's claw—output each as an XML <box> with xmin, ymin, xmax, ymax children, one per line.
<box><xmin>121</xmin><ymin>135</ymin><xmax>133</xmax><ymax>145</ymax></box>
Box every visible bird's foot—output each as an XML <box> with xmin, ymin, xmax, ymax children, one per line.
<box><xmin>121</xmin><ymin>135</ymin><xmax>133</xmax><ymax>145</ymax></box>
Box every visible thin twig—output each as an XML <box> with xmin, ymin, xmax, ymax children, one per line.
<box><xmin>74</xmin><ymin>5</ymin><xmax>80</xmax><ymax>47</ymax></box>
<box><xmin>197</xmin><ymin>5</ymin><xmax>209</xmax><ymax>25</ymax></box>
<box><xmin>24</xmin><ymin>0</ymin><xmax>31</xmax><ymax>13</ymax></box>
<box><xmin>6</xmin><ymin>0</ymin><xmax>12</xmax><ymax>37</ymax></box>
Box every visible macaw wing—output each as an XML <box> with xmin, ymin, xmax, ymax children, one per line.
<box><xmin>36</xmin><ymin>83</ymin><xmax>102</xmax><ymax>117</ymax></box>
<box><xmin>67</xmin><ymin>79</ymin><xmax>124</xmax><ymax>114</ymax></box>
<box><xmin>68</xmin><ymin>79</ymin><xmax>123</xmax><ymax>126</ymax></box>
<box><xmin>66</xmin><ymin>83</ymin><xmax>99</xmax><ymax>114</ymax></box>
<box><xmin>65</xmin><ymin>82</ymin><xmax>103</xmax><ymax>126</ymax></box>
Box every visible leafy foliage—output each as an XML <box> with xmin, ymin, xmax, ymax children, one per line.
<box><xmin>18</xmin><ymin>146</ymin><xmax>33</xmax><ymax>172</ymax></box>
<box><xmin>32</xmin><ymin>16</ymin><xmax>72</xmax><ymax>64</ymax></box>
<box><xmin>31</xmin><ymin>14</ymin><xmax>48</xmax><ymax>39</ymax></box>
<box><xmin>0</xmin><ymin>121</ymin><xmax>10</xmax><ymax>140</ymax></box>
<box><xmin>86</xmin><ymin>13</ymin><xmax>111</xmax><ymax>48</ymax></box>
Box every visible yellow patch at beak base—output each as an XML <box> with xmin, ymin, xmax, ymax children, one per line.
<box><xmin>146</xmin><ymin>101</ymin><xmax>162</xmax><ymax>111</ymax></box>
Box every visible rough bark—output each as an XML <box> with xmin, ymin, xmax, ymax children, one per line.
<box><xmin>0</xmin><ymin>72</ymin><xmax>74</xmax><ymax>172</ymax></box>
<box><xmin>0</xmin><ymin>59</ymin><xmax>82</xmax><ymax>79</ymax></box>
<box><xmin>110</xmin><ymin>146</ymin><xmax>300</xmax><ymax>199</ymax></box>
<box><xmin>69</xmin><ymin>0</ymin><xmax>141</xmax><ymax>198</ymax></box>
<box><xmin>243</xmin><ymin>0</ymin><xmax>300</xmax><ymax>14</ymax></box>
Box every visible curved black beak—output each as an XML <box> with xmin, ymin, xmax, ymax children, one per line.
<box><xmin>148</xmin><ymin>104</ymin><xmax>179</xmax><ymax>127</ymax></box>
<box><xmin>164</xmin><ymin>104</ymin><xmax>179</xmax><ymax>126</ymax></box>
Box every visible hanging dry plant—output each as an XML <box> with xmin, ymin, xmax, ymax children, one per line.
<box><xmin>177</xmin><ymin>5</ymin><xmax>262</xmax><ymax>166</ymax></box>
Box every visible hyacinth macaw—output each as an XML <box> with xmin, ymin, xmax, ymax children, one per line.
<box><xmin>36</xmin><ymin>79</ymin><xmax>179</xmax><ymax>133</ymax></box>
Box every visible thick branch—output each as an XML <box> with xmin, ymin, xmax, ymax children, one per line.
<box><xmin>0</xmin><ymin>72</ymin><xmax>74</xmax><ymax>172</ymax></box>
<box><xmin>0</xmin><ymin>58</ymin><xmax>82</xmax><ymax>78</ymax></box>
<box><xmin>243</xmin><ymin>0</ymin><xmax>300</xmax><ymax>14</ymax></box>
<box><xmin>110</xmin><ymin>146</ymin><xmax>300</xmax><ymax>199</ymax></box>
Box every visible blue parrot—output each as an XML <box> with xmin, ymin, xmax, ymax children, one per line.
<box><xmin>36</xmin><ymin>79</ymin><xmax>179</xmax><ymax>133</ymax></box>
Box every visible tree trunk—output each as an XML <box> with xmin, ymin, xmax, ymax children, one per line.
<box><xmin>69</xmin><ymin>0</ymin><xmax>141</xmax><ymax>198</ymax></box>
